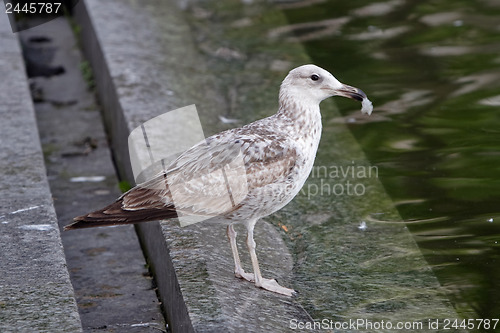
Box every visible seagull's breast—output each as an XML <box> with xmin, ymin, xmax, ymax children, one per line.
<box><xmin>226</xmin><ymin>111</ymin><xmax>322</xmax><ymax>220</ymax></box>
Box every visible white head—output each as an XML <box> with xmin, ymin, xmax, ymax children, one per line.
<box><xmin>280</xmin><ymin>64</ymin><xmax>372</xmax><ymax>114</ymax></box>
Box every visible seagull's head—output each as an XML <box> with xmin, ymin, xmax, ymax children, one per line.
<box><xmin>280</xmin><ymin>64</ymin><xmax>372</xmax><ymax>115</ymax></box>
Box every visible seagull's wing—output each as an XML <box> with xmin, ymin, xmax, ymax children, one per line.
<box><xmin>125</xmin><ymin>126</ymin><xmax>298</xmax><ymax>216</ymax></box>
<box><xmin>67</xmin><ymin>123</ymin><xmax>298</xmax><ymax>229</ymax></box>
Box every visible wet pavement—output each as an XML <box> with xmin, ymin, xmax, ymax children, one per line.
<box><xmin>20</xmin><ymin>16</ymin><xmax>166</xmax><ymax>332</ymax></box>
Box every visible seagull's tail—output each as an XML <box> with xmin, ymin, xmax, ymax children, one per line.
<box><xmin>64</xmin><ymin>199</ymin><xmax>178</xmax><ymax>230</ymax></box>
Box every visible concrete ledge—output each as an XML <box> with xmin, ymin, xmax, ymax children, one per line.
<box><xmin>0</xmin><ymin>11</ymin><xmax>82</xmax><ymax>333</ymax></box>
<box><xmin>75</xmin><ymin>0</ymin><xmax>465</xmax><ymax>331</ymax></box>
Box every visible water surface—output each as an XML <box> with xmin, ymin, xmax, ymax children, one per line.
<box><xmin>282</xmin><ymin>0</ymin><xmax>500</xmax><ymax>321</ymax></box>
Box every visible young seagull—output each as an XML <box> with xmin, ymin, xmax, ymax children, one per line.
<box><xmin>66</xmin><ymin>64</ymin><xmax>373</xmax><ymax>296</ymax></box>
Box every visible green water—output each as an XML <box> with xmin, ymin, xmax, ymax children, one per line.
<box><xmin>283</xmin><ymin>0</ymin><xmax>500</xmax><ymax>321</ymax></box>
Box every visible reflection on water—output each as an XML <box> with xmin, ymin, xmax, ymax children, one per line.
<box><xmin>282</xmin><ymin>0</ymin><xmax>500</xmax><ymax>321</ymax></box>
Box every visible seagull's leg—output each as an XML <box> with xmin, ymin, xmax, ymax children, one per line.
<box><xmin>227</xmin><ymin>224</ymin><xmax>254</xmax><ymax>282</ymax></box>
<box><xmin>245</xmin><ymin>219</ymin><xmax>296</xmax><ymax>297</ymax></box>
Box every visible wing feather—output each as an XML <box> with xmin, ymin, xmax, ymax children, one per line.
<box><xmin>66</xmin><ymin>120</ymin><xmax>300</xmax><ymax>230</ymax></box>
<box><xmin>124</xmin><ymin>124</ymin><xmax>298</xmax><ymax>217</ymax></box>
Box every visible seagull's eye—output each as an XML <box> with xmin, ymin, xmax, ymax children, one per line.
<box><xmin>310</xmin><ymin>74</ymin><xmax>320</xmax><ymax>81</ymax></box>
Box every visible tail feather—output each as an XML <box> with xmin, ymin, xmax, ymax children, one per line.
<box><xmin>65</xmin><ymin>199</ymin><xmax>178</xmax><ymax>230</ymax></box>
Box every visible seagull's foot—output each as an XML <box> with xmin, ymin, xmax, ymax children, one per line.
<box><xmin>234</xmin><ymin>269</ymin><xmax>255</xmax><ymax>282</ymax></box>
<box><xmin>256</xmin><ymin>278</ymin><xmax>296</xmax><ymax>297</ymax></box>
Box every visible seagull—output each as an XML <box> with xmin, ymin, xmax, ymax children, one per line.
<box><xmin>65</xmin><ymin>64</ymin><xmax>372</xmax><ymax>296</ymax></box>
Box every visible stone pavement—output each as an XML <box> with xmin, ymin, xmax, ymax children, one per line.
<box><xmin>0</xmin><ymin>10</ymin><xmax>82</xmax><ymax>333</ymax></box>
<box><xmin>20</xmin><ymin>16</ymin><xmax>165</xmax><ymax>332</ymax></box>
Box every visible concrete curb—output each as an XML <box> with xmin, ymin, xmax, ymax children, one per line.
<box><xmin>74</xmin><ymin>0</ymin><xmax>465</xmax><ymax>332</ymax></box>
<box><xmin>0</xmin><ymin>11</ymin><xmax>82</xmax><ymax>333</ymax></box>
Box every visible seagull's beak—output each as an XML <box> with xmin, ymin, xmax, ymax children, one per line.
<box><xmin>321</xmin><ymin>79</ymin><xmax>373</xmax><ymax>115</ymax></box>
<box><xmin>334</xmin><ymin>84</ymin><xmax>367</xmax><ymax>102</ymax></box>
